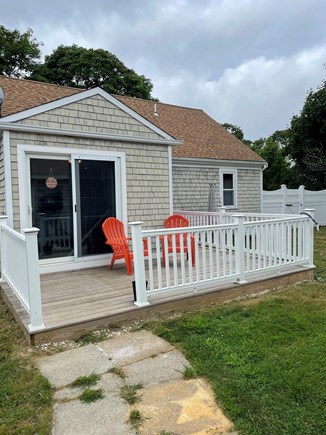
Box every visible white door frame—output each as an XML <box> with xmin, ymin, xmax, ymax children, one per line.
<box><xmin>17</xmin><ymin>144</ymin><xmax>127</xmax><ymax>272</ymax></box>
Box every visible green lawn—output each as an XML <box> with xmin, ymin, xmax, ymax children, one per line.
<box><xmin>0</xmin><ymin>228</ymin><xmax>325</xmax><ymax>435</ymax></box>
<box><xmin>149</xmin><ymin>227</ymin><xmax>326</xmax><ymax>435</ymax></box>
<box><xmin>0</xmin><ymin>302</ymin><xmax>52</xmax><ymax>435</ymax></box>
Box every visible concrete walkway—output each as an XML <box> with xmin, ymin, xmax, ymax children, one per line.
<box><xmin>37</xmin><ymin>330</ymin><xmax>236</xmax><ymax>435</ymax></box>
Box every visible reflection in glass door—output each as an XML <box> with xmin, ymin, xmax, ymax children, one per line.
<box><xmin>75</xmin><ymin>159</ymin><xmax>116</xmax><ymax>257</ymax></box>
<box><xmin>30</xmin><ymin>158</ymin><xmax>73</xmax><ymax>260</ymax></box>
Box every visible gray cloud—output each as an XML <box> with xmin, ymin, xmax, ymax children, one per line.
<box><xmin>2</xmin><ymin>0</ymin><xmax>326</xmax><ymax>139</ymax></box>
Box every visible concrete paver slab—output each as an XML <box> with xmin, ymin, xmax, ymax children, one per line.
<box><xmin>37</xmin><ymin>344</ymin><xmax>113</xmax><ymax>388</ymax></box>
<box><xmin>124</xmin><ymin>350</ymin><xmax>189</xmax><ymax>386</ymax></box>
<box><xmin>137</xmin><ymin>378</ymin><xmax>235</xmax><ymax>435</ymax></box>
<box><xmin>52</xmin><ymin>394</ymin><xmax>135</xmax><ymax>435</ymax></box>
<box><xmin>99</xmin><ymin>330</ymin><xmax>174</xmax><ymax>367</ymax></box>
<box><xmin>37</xmin><ymin>330</ymin><xmax>235</xmax><ymax>435</ymax></box>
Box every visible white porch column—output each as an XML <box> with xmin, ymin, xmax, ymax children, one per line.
<box><xmin>129</xmin><ymin>221</ymin><xmax>149</xmax><ymax>307</ymax></box>
<box><xmin>0</xmin><ymin>215</ymin><xmax>8</xmax><ymax>280</ymax></box>
<box><xmin>233</xmin><ymin>214</ymin><xmax>247</xmax><ymax>284</ymax></box>
<box><xmin>24</xmin><ymin>228</ymin><xmax>44</xmax><ymax>331</ymax></box>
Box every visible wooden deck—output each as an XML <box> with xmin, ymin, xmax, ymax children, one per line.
<box><xmin>1</xmin><ymin>259</ymin><xmax>315</xmax><ymax>344</ymax></box>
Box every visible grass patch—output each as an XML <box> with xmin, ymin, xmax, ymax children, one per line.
<box><xmin>182</xmin><ymin>365</ymin><xmax>197</xmax><ymax>379</ymax></box>
<box><xmin>78</xmin><ymin>331</ymin><xmax>108</xmax><ymax>344</ymax></box>
<box><xmin>148</xmin><ymin>227</ymin><xmax>326</xmax><ymax>435</ymax></box>
<box><xmin>108</xmin><ymin>366</ymin><xmax>126</xmax><ymax>378</ymax></box>
<box><xmin>71</xmin><ymin>373</ymin><xmax>101</xmax><ymax>388</ymax></box>
<box><xmin>159</xmin><ymin>431</ymin><xmax>179</xmax><ymax>435</ymax></box>
<box><xmin>128</xmin><ymin>409</ymin><xmax>144</xmax><ymax>431</ymax></box>
<box><xmin>0</xmin><ymin>300</ymin><xmax>52</xmax><ymax>434</ymax></box>
<box><xmin>120</xmin><ymin>383</ymin><xmax>143</xmax><ymax>404</ymax></box>
<box><xmin>79</xmin><ymin>388</ymin><xmax>104</xmax><ymax>404</ymax></box>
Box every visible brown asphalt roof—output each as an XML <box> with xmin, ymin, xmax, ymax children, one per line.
<box><xmin>116</xmin><ymin>95</ymin><xmax>264</xmax><ymax>162</ymax></box>
<box><xmin>0</xmin><ymin>76</ymin><xmax>82</xmax><ymax>117</ymax></box>
<box><xmin>0</xmin><ymin>76</ymin><xmax>263</xmax><ymax>162</ymax></box>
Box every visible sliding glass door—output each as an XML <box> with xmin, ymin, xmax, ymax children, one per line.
<box><xmin>29</xmin><ymin>155</ymin><xmax>118</xmax><ymax>261</ymax></box>
<box><xmin>75</xmin><ymin>158</ymin><xmax>116</xmax><ymax>257</ymax></box>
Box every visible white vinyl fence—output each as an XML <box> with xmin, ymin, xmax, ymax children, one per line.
<box><xmin>262</xmin><ymin>185</ymin><xmax>326</xmax><ymax>225</ymax></box>
<box><xmin>0</xmin><ymin>216</ymin><xmax>43</xmax><ymax>331</ymax></box>
<box><xmin>130</xmin><ymin>211</ymin><xmax>314</xmax><ymax>306</ymax></box>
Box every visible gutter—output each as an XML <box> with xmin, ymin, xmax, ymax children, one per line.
<box><xmin>173</xmin><ymin>156</ymin><xmax>267</xmax><ymax>169</ymax></box>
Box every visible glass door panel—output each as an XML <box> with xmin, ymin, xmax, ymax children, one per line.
<box><xmin>30</xmin><ymin>158</ymin><xmax>73</xmax><ymax>260</ymax></box>
<box><xmin>75</xmin><ymin>159</ymin><xmax>116</xmax><ymax>257</ymax></box>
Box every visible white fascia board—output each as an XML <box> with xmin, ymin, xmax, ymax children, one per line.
<box><xmin>172</xmin><ymin>156</ymin><xmax>267</xmax><ymax>169</ymax></box>
<box><xmin>0</xmin><ymin>121</ymin><xmax>181</xmax><ymax>146</ymax></box>
<box><xmin>1</xmin><ymin>87</ymin><xmax>176</xmax><ymax>141</ymax></box>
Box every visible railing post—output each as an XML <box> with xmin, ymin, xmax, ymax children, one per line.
<box><xmin>218</xmin><ymin>206</ymin><xmax>226</xmax><ymax>224</ymax></box>
<box><xmin>23</xmin><ymin>228</ymin><xmax>44</xmax><ymax>331</ymax></box>
<box><xmin>299</xmin><ymin>185</ymin><xmax>305</xmax><ymax>213</ymax></box>
<box><xmin>129</xmin><ymin>221</ymin><xmax>150</xmax><ymax>307</ymax></box>
<box><xmin>303</xmin><ymin>209</ymin><xmax>315</xmax><ymax>267</ymax></box>
<box><xmin>281</xmin><ymin>184</ymin><xmax>287</xmax><ymax>214</ymax></box>
<box><xmin>0</xmin><ymin>216</ymin><xmax>8</xmax><ymax>280</ymax></box>
<box><xmin>233</xmin><ymin>214</ymin><xmax>247</xmax><ymax>284</ymax></box>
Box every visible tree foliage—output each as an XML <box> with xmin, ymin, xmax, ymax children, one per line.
<box><xmin>250</xmin><ymin>131</ymin><xmax>294</xmax><ymax>190</ymax></box>
<box><xmin>0</xmin><ymin>25</ymin><xmax>41</xmax><ymax>77</ymax></box>
<box><xmin>31</xmin><ymin>45</ymin><xmax>154</xmax><ymax>99</ymax></box>
<box><xmin>223</xmin><ymin>121</ymin><xmax>294</xmax><ymax>190</ymax></box>
<box><xmin>222</xmin><ymin>122</ymin><xmax>245</xmax><ymax>141</ymax></box>
<box><xmin>288</xmin><ymin>80</ymin><xmax>326</xmax><ymax>190</ymax></box>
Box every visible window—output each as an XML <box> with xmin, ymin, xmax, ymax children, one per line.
<box><xmin>220</xmin><ymin>170</ymin><xmax>237</xmax><ymax>207</ymax></box>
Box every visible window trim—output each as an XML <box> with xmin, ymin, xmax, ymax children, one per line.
<box><xmin>220</xmin><ymin>169</ymin><xmax>237</xmax><ymax>208</ymax></box>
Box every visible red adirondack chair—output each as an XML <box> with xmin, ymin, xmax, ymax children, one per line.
<box><xmin>102</xmin><ymin>217</ymin><xmax>148</xmax><ymax>275</ymax></box>
<box><xmin>162</xmin><ymin>214</ymin><xmax>195</xmax><ymax>266</ymax></box>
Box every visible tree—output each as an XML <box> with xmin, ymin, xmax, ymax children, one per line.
<box><xmin>250</xmin><ymin>132</ymin><xmax>294</xmax><ymax>190</ymax></box>
<box><xmin>31</xmin><ymin>45</ymin><xmax>154</xmax><ymax>99</ymax></box>
<box><xmin>222</xmin><ymin>122</ymin><xmax>245</xmax><ymax>141</ymax></box>
<box><xmin>0</xmin><ymin>25</ymin><xmax>41</xmax><ymax>77</ymax></box>
<box><xmin>288</xmin><ymin>80</ymin><xmax>326</xmax><ymax>190</ymax></box>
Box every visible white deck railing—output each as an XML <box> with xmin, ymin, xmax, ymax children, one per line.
<box><xmin>130</xmin><ymin>213</ymin><xmax>314</xmax><ymax>306</ymax></box>
<box><xmin>175</xmin><ymin>209</ymin><xmax>295</xmax><ymax>225</ymax></box>
<box><xmin>0</xmin><ymin>216</ymin><xmax>44</xmax><ymax>331</ymax></box>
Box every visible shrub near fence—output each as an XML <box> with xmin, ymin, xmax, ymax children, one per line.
<box><xmin>262</xmin><ymin>185</ymin><xmax>326</xmax><ymax>225</ymax></box>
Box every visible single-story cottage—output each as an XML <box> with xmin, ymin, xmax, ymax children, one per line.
<box><xmin>0</xmin><ymin>77</ymin><xmax>316</xmax><ymax>343</ymax></box>
<box><xmin>0</xmin><ymin>76</ymin><xmax>265</xmax><ymax>273</ymax></box>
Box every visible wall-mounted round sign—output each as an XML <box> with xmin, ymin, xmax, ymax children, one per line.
<box><xmin>45</xmin><ymin>176</ymin><xmax>58</xmax><ymax>189</ymax></box>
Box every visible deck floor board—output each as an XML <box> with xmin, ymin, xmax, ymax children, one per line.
<box><xmin>0</xmin><ymin>250</ymin><xmax>313</xmax><ymax>342</ymax></box>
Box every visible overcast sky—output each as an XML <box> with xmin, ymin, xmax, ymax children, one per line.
<box><xmin>2</xmin><ymin>0</ymin><xmax>326</xmax><ymax>139</ymax></box>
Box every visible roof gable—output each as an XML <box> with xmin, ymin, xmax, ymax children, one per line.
<box><xmin>0</xmin><ymin>77</ymin><xmax>174</xmax><ymax>141</ymax></box>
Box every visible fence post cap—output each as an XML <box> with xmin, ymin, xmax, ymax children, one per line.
<box><xmin>23</xmin><ymin>227</ymin><xmax>40</xmax><ymax>234</ymax></box>
<box><xmin>129</xmin><ymin>221</ymin><xmax>144</xmax><ymax>227</ymax></box>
